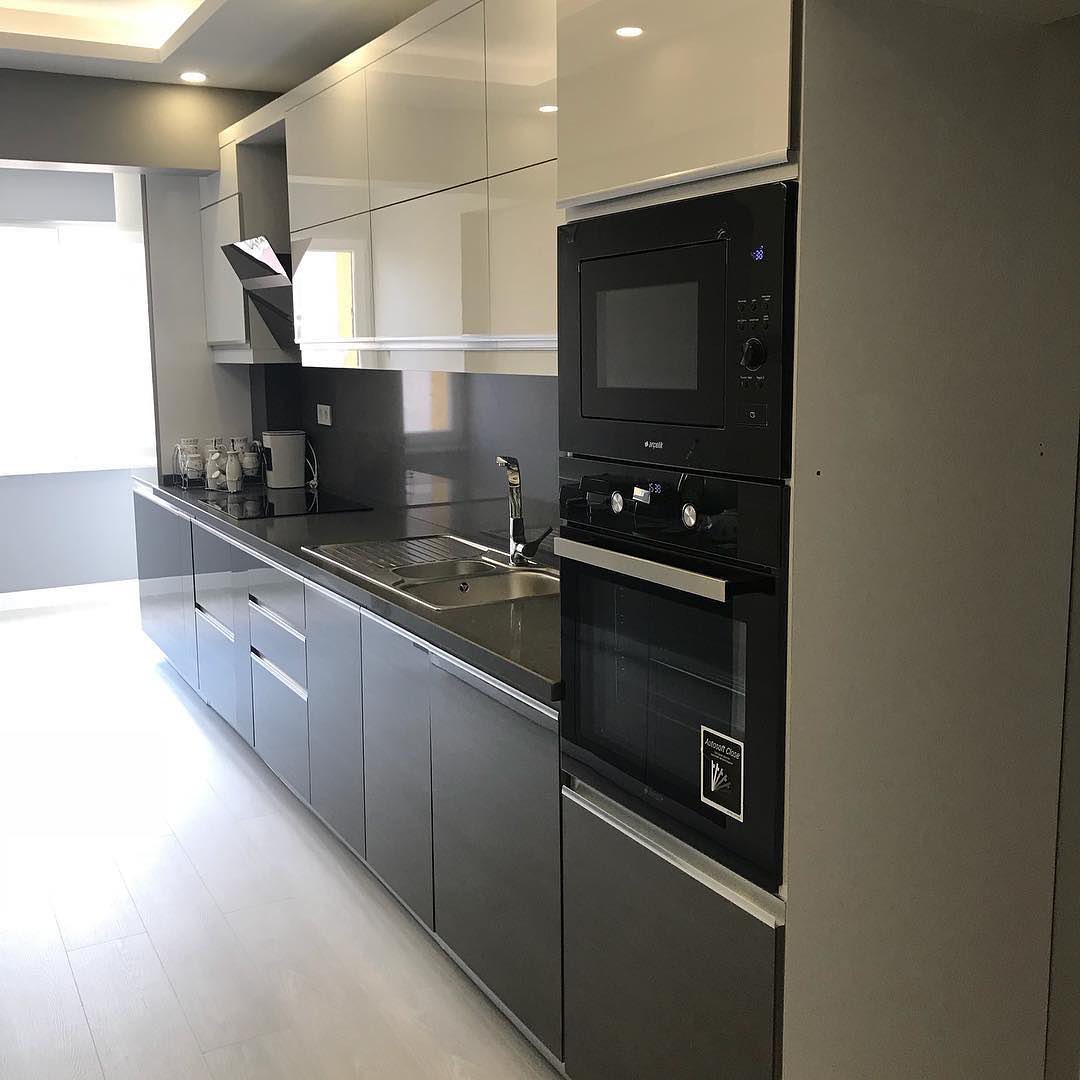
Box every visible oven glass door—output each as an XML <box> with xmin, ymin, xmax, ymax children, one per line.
<box><xmin>560</xmin><ymin>543</ymin><xmax>782</xmax><ymax>881</ymax></box>
<box><xmin>579</xmin><ymin>241</ymin><xmax>727</xmax><ymax>428</ymax></box>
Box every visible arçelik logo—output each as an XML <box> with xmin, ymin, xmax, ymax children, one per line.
<box><xmin>644</xmin><ymin>440</ymin><xmax>664</xmax><ymax>450</ymax></box>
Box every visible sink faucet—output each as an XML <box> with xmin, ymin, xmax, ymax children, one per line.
<box><xmin>496</xmin><ymin>456</ymin><xmax>552</xmax><ymax>566</ymax></box>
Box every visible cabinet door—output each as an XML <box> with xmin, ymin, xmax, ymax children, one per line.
<box><xmin>305</xmin><ymin>587</ymin><xmax>365</xmax><ymax>856</ymax></box>
<box><xmin>292</xmin><ymin>214</ymin><xmax>374</xmax><ymax>345</ymax></box>
<box><xmin>488</xmin><ymin>161</ymin><xmax>560</xmax><ymax>335</ymax></box>
<box><xmin>371</xmin><ymin>180</ymin><xmax>489</xmax><ymax>338</ymax></box>
<box><xmin>486</xmin><ymin>0</ymin><xmax>557</xmax><ymax>175</ymax></box>
<box><xmin>286</xmin><ymin>70</ymin><xmax>370</xmax><ymax>232</ymax></box>
<box><xmin>133</xmin><ymin>490</ymin><xmax>198</xmax><ymax>687</ymax></box>
<box><xmin>201</xmin><ymin>194</ymin><xmax>247</xmax><ymax>345</ymax></box>
<box><xmin>196</xmin><ymin>609</ymin><xmax>236</xmax><ymax>728</ymax></box>
<box><xmin>193</xmin><ymin>523</ymin><xmax>235</xmax><ymax>631</ymax></box>
<box><xmin>360</xmin><ymin>612</ymin><xmax>433</xmax><ymax>927</ymax></box>
<box><xmin>252</xmin><ymin>653</ymin><xmax>310</xmax><ymax>801</ymax></box>
<box><xmin>430</xmin><ymin>656</ymin><xmax>562</xmax><ymax>1055</ymax></box>
<box><xmin>230</xmin><ymin>543</ymin><xmax>262</xmax><ymax>748</ymax></box>
<box><xmin>562</xmin><ymin>785</ymin><xmax>782</xmax><ymax>1080</ymax></box>
<box><xmin>366</xmin><ymin>4</ymin><xmax>487</xmax><ymax>209</ymax></box>
<box><xmin>556</xmin><ymin>0</ymin><xmax>794</xmax><ymax>204</ymax></box>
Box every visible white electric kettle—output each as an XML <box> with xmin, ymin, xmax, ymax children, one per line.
<box><xmin>262</xmin><ymin>430</ymin><xmax>313</xmax><ymax>489</ymax></box>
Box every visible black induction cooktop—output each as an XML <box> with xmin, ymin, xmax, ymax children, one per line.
<box><xmin>199</xmin><ymin>487</ymin><xmax>372</xmax><ymax>521</ymax></box>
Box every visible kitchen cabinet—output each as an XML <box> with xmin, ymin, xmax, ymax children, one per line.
<box><xmin>486</xmin><ymin>0</ymin><xmax>557</xmax><ymax>175</ymax></box>
<box><xmin>286</xmin><ymin>70</ymin><xmax>370</xmax><ymax>232</ymax></box>
<box><xmin>371</xmin><ymin>180</ymin><xmax>489</xmax><ymax>338</ymax></box>
<box><xmin>193</xmin><ymin>522</ymin><xmax>235</xmax><ymax>630</ymax></box>
<box><xmin>291</xmin><ymin>213</ymin><xmax>374</xmax><ymax>345</ymax></box>
<box><xmin>248</xmin><ymin>560</ymin><xmax>306</xmax><ymax>631</ymax></box>
<box><xmin>562</xmin><ymin>784</ymin><xmax>783</xmax><ymax>1080</ymax></box>
<box><xmin>195</xmin><ymin>609</ymin><xmax>236</xmax><ymax>729</ymax></box>
<box><xmin>556</xmin><ymin>0</ymin><xmax>795</xmax><ymax>204</ymax></box>
<box><xmin>430</xmin><ymin>655</ymin><xmax>562</xmax><ymax>1055</ymax></box>
<box><xmin>305</xmin><ymin>586</ymin><xmax>365</xmax><ymax>857</ymax></box>
<box><xmin>201</xmin><ymin>194</ymin><xmax>247</xmax><ymax>346</ymax></box>
<box><xmin>360</xmin><ymin>612</ymin><xmax>433</xmax><ymax>927</ymax></box>
<box><xmin>488</xmin><ymin>161</ymin><xmax>560</xmax><ymax>336</ymax></box>
<box><xmin>133</xmin><ymin>489</ymin><xmax>198</xmax><ymax>687</ymax></box>
<box><xmin>252</xmin><ymin>652</ymin><xmax>310</xmax><ymax>801</ymax></box>
<box><xmin>229</xmin><ymin>544</ymin><xmax>262</xmax><ymax>747</ymax></box>
<box><xmin>366</xmin><ymin>3</ymin><xmax>487</xmax><ymax>209</ymax></box>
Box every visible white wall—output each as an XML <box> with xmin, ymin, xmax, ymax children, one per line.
<box><xmin>142</xmin><ymin>173</ymin><xmax>253</xmax><ymax>474</ymax></box>
<box><xmin>0</xmin><ymin>167</ymin><xmax>115</xmax><ymax>221</ymax></box>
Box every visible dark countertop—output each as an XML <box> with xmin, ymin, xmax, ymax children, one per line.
<box><xmin>138</xmin><ymin>480</ymin><xmax>561</xmax><ymax>704</ymax></box>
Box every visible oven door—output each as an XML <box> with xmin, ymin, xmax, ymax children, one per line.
<box><xmin>557</xmin><ymin>530</ymin><xmax>784</xmax><ymax>888</ymax></box>
<box><xmin>579</xmin><ymin>241</ymin><xmax>727</xmax><ymax>428</ymax></box>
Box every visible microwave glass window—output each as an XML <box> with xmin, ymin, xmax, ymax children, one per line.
<box><xmin>596</xmin><ymin>282</ymin><xmax>700</xmax><ymax>391</ymax></box>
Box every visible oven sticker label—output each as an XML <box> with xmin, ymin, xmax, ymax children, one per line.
<box><xmin>700</xmin><ymin>726</ymin><xmax>745</xmax><ymax>822</ymax></box>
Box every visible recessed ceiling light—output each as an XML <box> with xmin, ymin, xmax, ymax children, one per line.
<box><xmin>538</xmin><ymin>104</ymin><xmax>558</xmax><ymax>113</ymax></box>
<box><xmin>180</xmin><ymin>71</ymin><xmax>207</xmax><ymax>83</ymax></box>
<box><xmin>615</xmin><ymin>26</ymin><xmax>643</xmax><ymax>38</ymax></box>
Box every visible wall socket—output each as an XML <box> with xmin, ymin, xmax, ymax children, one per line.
<box><xmin>316</xmin><ymin>403</ymin><xmax>333</xmax><ymax>427</ymax></box>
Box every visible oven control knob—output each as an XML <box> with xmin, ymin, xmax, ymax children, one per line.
<box><xmin>610</xmin><ymin>491</ymin><xmax>625</xmax><ymax>515</ymax></box>
<box><xmin>741</xmin><ymin>337</ymin><xmax>768</xmax><ymax>371</ymax></box>
<box><xmin>681</xmin><ymin>503</ymin><xmax>699</xmax><ymax>530</ymax></box>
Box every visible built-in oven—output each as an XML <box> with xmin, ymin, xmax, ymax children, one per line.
<box><xmin>556</xmin><ymin>462</ymin><xmax>787</xmax><ymax>889</ymax></box>
<box><xmin>558</xmin><ymin>182</ymin><xmax>796</xmax><ymax>481</ymax></box>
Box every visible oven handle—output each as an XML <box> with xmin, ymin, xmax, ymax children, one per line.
<box><xmin>555</xmin><ymin>536</ymin><xmax>731</xmax><ymax>603</ymax></box>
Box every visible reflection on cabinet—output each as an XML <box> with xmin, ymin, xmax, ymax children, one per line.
<box><xmin>556</xmin><ymin>0</ymin><xmax>795</xmax><ymax>204</ymax></box>
<box><xmin>489</xmin><ymin>161</ymin><xmax>560</xmax><ymax>335</ymax></box>
<box><xmin>360</xmin><ymin>612</ymin><xmax>434</xmax><ymax>927</ymax></box>
<box><xmin>366</xmin><ymin>4</ymin><xmax>487</xmax><ymax>209</ymax></box>
<box><xmin>430</xmin><ymin>656</ymin><xmax>562</xmax><ymax>1055</ymax></box>
<box><xmin>134</xmin><ymin>490</ymin><xmax>198</xmax><ymax>687</ymax></box>
<box><xmin>201</xmin><ymin>194</ymin><xmax>246</xmax><ymax>346</ymax></box>
<box><xmin>252</xmin><ymin>653</ymin><xmax>310</xmax><ymax>801</ymax></box>
<box><xmin>292</xmin><ymin>213</ymin><xmax>374</xmax><ymax>344</ymax></box>
<box><xmin>371</xmin><ymin>180</ymin><xmax>489</xmax><ymax>337</ymax></box>
<box><xmin>286</xmin><ymin>70</ymin><xmax>370</xmax><ymax>232</ymax></box>
<box><xmin>562</xmin><ymin>785</ymin><xmax>782</xmax><ymax>1080</ymax></box>
<box><xmin>486</xmin><ymin>0</ymin><xmax>557</xmax><ymax>175</ymax></box>
<box><xmin>306</xmin><ymin>587</ymin><xmax>365</xmax><ymax>857</ymax></box>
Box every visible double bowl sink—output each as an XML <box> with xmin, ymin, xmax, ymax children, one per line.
<box><xmin>302</xmin><ymin>535</ymin><xmax>558</xmax><ymax>612</ymax></box>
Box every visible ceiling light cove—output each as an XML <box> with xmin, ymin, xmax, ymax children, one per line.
<box><xmin>615</xmin><ymin>25</ymin><xmax>644</xmax><ymax>38</ymax></box>
<box><xmin>180</xmin><ymin>69</ymin><xmax>207</xmax><ymax>82</ymax></box>
<box><xmin>538</xmin><ymin>104</ymin><xmax>558</xmax><ymax>113</ymax></box>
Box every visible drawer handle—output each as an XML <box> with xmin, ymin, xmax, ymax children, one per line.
<box><xmin>252</xmin><ymin>651</ymin><xmax>308</xmax><ymax>701</ymax></box>
<box><xmin>249</xmin><ymin>597</ymin><xmax>305</xmax><ymax>641</ymax></box>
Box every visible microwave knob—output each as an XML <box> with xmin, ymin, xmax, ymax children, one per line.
<box><xmin>681</xmin><ymin>503</ymin><xmax>699</xmax><ymax>530</ymax></box>
<box><xmin>610</xmin><ymin>491</ymin><xmax>625</xmax><ymax>515</ymax></box>
<box><xmin>741</xmin><ymin>337</ymin><xmax>768</xmax><ymax>372</ymax></box>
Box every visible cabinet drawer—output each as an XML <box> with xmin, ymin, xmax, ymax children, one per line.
<box><xmin>252</xmin><ymin>653</ymin><xmax>310</xmax><ymax>801</ymax></box>
<box><xmin>248</xmin><ymin>562</ymin><xmax>305</xmax><ymax>631</ymax></box>
<box><xmin>196</xmin><ymin>609</ymin><xmax>236</xmax><ymax>729</ymax></box>
<box><xmin>249</xmin><ymin>600</ymin><xmax>307</xmax><ymax>689</ymax></box>
<box><xmin>193</xmin><ymin>523</ymin><xmax>235</xmax><ymax>631</ymax></box>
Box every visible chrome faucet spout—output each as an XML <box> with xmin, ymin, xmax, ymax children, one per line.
<box><xmin>496</xmin><ymin>455</ymin><xmax>550</xmax><ymax>566</ymax></box>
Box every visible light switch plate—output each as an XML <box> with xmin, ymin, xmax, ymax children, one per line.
<box><xmin>316</xmin><ymin>403</ymin><xmax>333</xmax><ymax>426</ymax></box>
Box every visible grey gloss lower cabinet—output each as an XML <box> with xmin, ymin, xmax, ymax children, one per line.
<box><xmin>252</xmin><ymin>654</ymin><xmax>310</xmax><ymax>801</ymax></box>
<box><xmin>360</xmin><ymin>612</ymin><xmax>433</xmax><ymax>927</ymax></box>
<box><xmin>195</xmin><ymin>610</ymin><xmax>236</xmax><ymax>728</ymax></box>
<box><xmin>430</xmin><ymin>657</ymin><xmax>562</xmax><ymax>1055</ymax></box>
<box><xmin>305</xmin><ymin>586</ymin><xmax>365</xmax><ymax>857</ymax></box>
<box><xmin>133</xmin><ymin>490</ymin><xmax>198</xmax><ymax>687</ymax></box>
<box><xmin>562</xmin><ymin>788</ymin><xmax>781</xmax><ymax>1080</ymax></box>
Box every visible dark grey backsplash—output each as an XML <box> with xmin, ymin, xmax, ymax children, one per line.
<box><xmin>253</xmin><ymin>366</ymin><xmax>559</xmax><ymax>534</ymax></box>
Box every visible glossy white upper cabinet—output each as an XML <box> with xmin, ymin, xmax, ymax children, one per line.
<box><xmin>292</xmin><ymin>213</ymin><xmax>375</xmax><ymax>345</ymax></box>
<box><xmin>486</xmin><ymin>0</ymin><xmax>557</xmax><ymax>175</ymax></box>
<box><xmin>286</xmin><ymin>70</ymin><xmax>370</xmax><ymax>232</ymax></box>
<box><xmin>366</xmin><ymin>4</ymin><xmax>488</xmax><ymax>208</ymax></box>
<box><xmin>201</xmin><ymin>194</ymin><xmax>246</xmax><ymax>346</ymax></box>
<box><xmin>371</xmin><ymin>180</ymin><xmax>489</xmax><ymax>337</ymax></box>
<box><xmin>488</xmin><ymin>161</ymin><xmax>560</xmax><ymax>335</ymax></box>
<box><xmin>557</xmin><ymin>0</ymin><xmax>795</xmax><ymax>204</ymax></box>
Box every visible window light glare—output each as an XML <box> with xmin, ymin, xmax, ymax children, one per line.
<box><xmin>180</xmin><ymin>71</ymin><xmax>207</xmax><ymax>83</ymax></box>
<box><xmin>615</xmin><ymin>26</ymin><xmax>643</xmax><ymax>38</ymax></box>
<box><xmin>538</xmin><ymin>104</ymin><xmax>559</xmax><ymax>113</ymax></box>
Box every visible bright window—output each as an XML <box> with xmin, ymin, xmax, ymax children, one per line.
<box><xmin>0</xmin><ymin>218</ymin><xmax>156</xmax><ymax>476</ymax></box>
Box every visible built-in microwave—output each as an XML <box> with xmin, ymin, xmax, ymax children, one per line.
<box><xmin>558</xmin><ymin>182</ymin><xmax>797</xmax><ymax>481</ymax></box>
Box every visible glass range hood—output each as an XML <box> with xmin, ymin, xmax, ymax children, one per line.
<box><xmin>221</xmin><ymin>236</ymin><xmax>296</xmax><ymax>352</ymax></box>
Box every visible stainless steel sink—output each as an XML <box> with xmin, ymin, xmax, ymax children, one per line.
<box><xmin>398</xmin><ymin>569</ymin><xmax>559</xmax><ymax>610</ymax></box>
<box><xmin>393</xmin><ymin>559</ymin><xmax>498</xmax><ymax>581</ymax></box>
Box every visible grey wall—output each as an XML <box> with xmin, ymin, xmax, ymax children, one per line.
<box><xmin>782</xmin><ymin>3</ymin><xmax>1080</xmax><ymax>1079</ymax></box>
<box><xmin>0</xmin><ymin>68</ymin><xmax>272</xmax><ymax>172</ymax></box>
<box><xmin>0</xmin><ymin>469</ymin><xmax>155</xmax><ymax>592</ymax></box>
<box><xmin>143</xmin><ymin>173</ymin><xmax>254</xmax><ymax>474</ymax></box>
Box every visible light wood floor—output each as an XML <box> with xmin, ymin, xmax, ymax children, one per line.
<box><xmin>0</xmin><ymin>582</ymin><xmax>559</xmax><ymax>1080</ymax></box>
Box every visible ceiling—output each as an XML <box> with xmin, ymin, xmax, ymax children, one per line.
<box><xmin>0</xmin><ymin>0</ymin><xmax>429</xmax><ymax>91</ymax></box>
